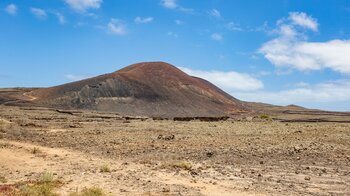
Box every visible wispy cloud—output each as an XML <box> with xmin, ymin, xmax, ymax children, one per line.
<box><xmin>64</xmin><ymin>0</ymin><xmax>102</xmax><ymax>12</ymax></box>
<box><xmin>179</xmin><ymin>67</ymin><xmax>263</xmax><ymax>91</ymax></box>
<box><xmin>161</xmin><ymin>0</ymin><xmax>177</xmax><ymax>9</ymax></box>
<box><xmin>208</xmin><ymin>9</ymin><xmax>221</xmax><ymax>18</ymax></box>
<box><xmin>175</xmin><ymin>19</ymin><xmax>184</xmax><ymax>25</ymax></box>
<box><xmin>107</xmin><ymin>18</ymin><xmax>127</xmax><ymax>35</ymax></box>
<box><xmin>226</xmin><ymin>22</ymin><xmax>243</xmax><ymax>31</ymax></box>
<box><xmin>211</xmin><ymin>33</ymin><xmax>223</xmax><ymax>41</ymax></box>
<box><xmin>160</xmin><ymin>0</ymin><xmax>193</xmax><ymax>13</ymax></box>
<box><xmin>5</xmin><ymin>4</ymin><xmax>17</xmax><ymax>15</ymax></box>
<box><xmin>288</xmin><ymin>12</ymin><xmax>318</xmax><ymax>32</ymax></box>
<box><xmin>30</xmin><ymin>8</ymin><xmax>47</xmax><ymax>20</ymax></box>
<box><xmin>65</xmin><ymin>74</ymin><xmax>89</xmax><ymax>81</ymax></box>
<box><xmin>167</xmin><ymin>31</ymin><xmax>178</xmax><ymax>38</ymax></box>
<box><xmin>260</xmin><ymin>12</ymin><xmax>350</xmax><ymax>74</ymax></box>
<box><xmin>134</xmin><ymin>17</ymin><xmax>153</xmax><ymax>24</ymax></box>
<box><xmin>54</xmin><ymin>12</ymin><xmax>66</xmax><ymax>24</ymax></box>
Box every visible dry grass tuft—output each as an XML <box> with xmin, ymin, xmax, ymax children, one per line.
<box><xmin>0</xmin><ymin>175</ymin><xmax>7</xmax><ymax>183</ymax></box>
<box><xmin>14</xmin><ymin>172</ymin><xmax>61</xmax><ymax>196</ymax></box>
<box><xmin>259</xmin><ymin>114</ymin><xmax>270</xmax><ymax>119</ymax></box>
<box><xmin>159</xmin><ymin>161</ymin><xmax>193</xmax><ymax>171</ymax></box>
<box><xmin>99</xmin><ymin>164</ymin><xmax>111</xmax><ymax>173</ymax></box>
<box><xmin>31</xmin><ymin>147</ymin><xmax>41</xmax><ymax>154</ymax></box>
<box><xmin>69</xmin><ymin>187</ymin><xmax>105</xmax><ymax>196</ymax></box>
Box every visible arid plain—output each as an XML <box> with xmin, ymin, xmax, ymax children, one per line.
<box><xmin>0</xmin><ymin>105</ymin><xmax>349</xmax><ymax>195</ymax></box>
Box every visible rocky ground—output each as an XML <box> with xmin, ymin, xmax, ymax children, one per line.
<box><xmin>0</xmin><ymin>105</ymin><xmax>349</xmax><ymax>195</ymax></box>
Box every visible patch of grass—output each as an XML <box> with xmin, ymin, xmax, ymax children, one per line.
<box><xmin>69</xmin><ymin>187</ymin><xmax>104</xmax><ymax>196</ymax></box>
<box><xmin>0</xmin><ymin>118</ymin><xmax>14</xmax><ymax>132</ymax></box>
<box><xmin>0</xmin><ymin>142</ymin><xmax>10</xmax><ymax>149</ymax></box>
<box><xmin>99</xmin><ymin>164</ymin><xmax>111</xmax><ymax>173</ymax></box>
<box><xmin>19</xmin><ymin>182</ymin><xmax>58</xmax><ymax>196</ymax></box>
<box><xmin>31</xmin><ymin>147</ymin><xmax>41</xmax><ymax>154</ymax></box>
<box><xmin>172</xmin><ymin>162</ymin><xmax>192</xmax><ymax>171</ymax></box>
<box><xmin>15</xmin><ymin>172</ymin><xmax>61</xmax><ymax>196</ymax></box>
<box><xmin>40</xmin><ymin>172</ymin><xmax>54</xmax><ymax>183</ymax></box>
<box><xmin>0</xmin><ymin>175</ymin><xmax>7</xmax><ymax>183</ymax></box>
<box><xmin>0</xmin><ymin>119</ymin><xmax>10</xmax><ymax>126</ymax></box>
<box><xmin>0</xmin><ymin>172</ymin><xmax>62</xmax><ymax>196</ymax></box>
<box><xmin>259</xmin><ymin>114</ymin><xmax>270</xmax><ymax>119</ymax></box>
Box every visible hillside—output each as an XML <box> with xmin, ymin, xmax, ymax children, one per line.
<box><xmin>29</xmin><ymin>62</ymin><xmax>248</xmax><ymax>117</ymax></box>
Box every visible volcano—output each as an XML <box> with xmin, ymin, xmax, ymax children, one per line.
<box><xmin>30</xmin><ymin>62</ymin><xmax>248</xmax><ymax>117</ymax></box>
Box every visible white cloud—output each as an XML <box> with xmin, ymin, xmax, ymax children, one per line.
<box><xmin>30</xmin><ymin>8</ymin><xmax>47</xmax><ymax>19</ymax></box>
<box><xmin>161</xmin><ymin>0</ymin><xmax>177</xmax><ymax>9</ymax></box>
<box><xmin>107</xmin><ymin>18</ymin><xmax>127</xmax><ymax>35</ymax></box>
<box><xmin>211</xmin><ymin>33</ymin><xmax>223</xmax><ymax>41</ymax></box>
<box><xmin>226</xmin><ymin>22</ymin><xmax>243</xmax><ymax>31</ymax></box>
<box><xmin>160</xmin><ymin>0</ymin><xmax>193</xmax><ymax>13</ymax></box>
<box><xmin>54</xmin><ymin>12</ymin><xmax>66</xmax><ymax>24</ymax></box>
<box><xmin>289</xmin><ymin>12</ymin><xmax>318</xmax><ymax>32</ymax></box>
<box><xmin>5</xmin><ymin>4</ymin><xmax>17</xmax><ymax>15</ymax></box>
<box><xmin>178</xmin><ymin>7</ymin><xmax>193</xmax><ymax>13</ymax></box>
<box><xmin>179</xmin><ymin>67</ymin><xmax>264</xmax><ymax>91</ymax></box>
<box><xmin>167</xmin><ymin>31</ymin><xmax>178</xmax><ymax>38</ymax></box>
<box><xmin>208</xmin><ymin>9</ymin><xmax>221</xmax><ymax>18</ymax></box>
<box><xmin>65</xmin><ymin>74</ymin><xmax>89</xmax><ymax>81</ymax></box>
<box><xmin>179</xmin><ymin>66</ymin><xmax>350</xmax><ymax>111</ymax></box>
<box><xmin>260</xmin><ymin>12</ymin><xmax>350</xmax><ymax>74</ymax></box>
<box><xmin>134</xmin><ymin>17</ymin><xmax>153</xmax><ymax>24</ymax></box>
<box><xmin>64</xmin><ymin>0</ymin><xmax>102</xmax><ymax>12</ymax></box>
<box><xmin>235</xmin><ymin>80</ymin><xmax>350</xmax><ymax>109</ymax></box>
<box><xmin>175</xmin><ymin>20</ymin><xmax>183</xmax><ymax>25</ymax></box>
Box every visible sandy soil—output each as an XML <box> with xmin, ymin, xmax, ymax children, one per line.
<box><xmin>0</xmin><ymin>105</ymin><xmax>349</xmax><ymax>195</ymax></box>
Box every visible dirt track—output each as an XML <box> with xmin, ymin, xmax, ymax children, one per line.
<box><xmin>0</xmin><ymin>105</ymin><xmax>350</xmax><ymax>195</ymax></box>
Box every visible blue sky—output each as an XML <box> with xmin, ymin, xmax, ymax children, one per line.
<box><xmin>1</xmin><ymin>0</ymin><xmax>350</xmax><ymax>111</ymax></box>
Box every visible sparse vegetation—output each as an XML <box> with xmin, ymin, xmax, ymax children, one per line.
<box><xmin>0</xmin><ymin>119</ymin><xmax>10</xmax><ymax>126</ymax></box>
<box><xmin>40</xmin><ymin>172</ymin><xmax>54</xmax><ymax>183</ymax></box>
<box><xmin>19</xmin><ymin>182</ymin><xmax>58</xmax><ymax>196</ymax></box>
<box><xmin>69</xmin><ymin>187</ymin><xmax>105</xmax><ymax>196</ymax></box>
<box><xmin>1</xmin><ymin>105</ymin><xmax>350</xmax><ymax>195</ymax></box>
<box><xmin>99</xmin><ymin>164</ymin><xmax>111</xmax><ymax>173</ymax></box>
<box><xmin>259</xmin><ymin>114</ymin><xmax>270</xmax><ymax>119</ymax></box>
<box><xmin>14</xmin><ymin>172</ymin><xmax>61</xmax><ymax>196</ymax></box>
<box><xmin>31</xmin><ymin>147</ymin><xmax>41</xmax><ymax>154</ymax></box>
<box><xmin>0</xmin><ymin>175</ymin><xmax>7</xmax><ymax>183</ymax></box>
<box><xmin>172</xmin><ymin>162</ymin><xmax>192</xmax><ymax>171</ymax></box>
<box><xmin>0</xmin><ymin>142</ymin><xmax>10</xmax><ymax>148</ymax></box>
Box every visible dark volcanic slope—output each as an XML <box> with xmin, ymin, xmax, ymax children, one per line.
<box><xmin>30</xmin><ymin>62</ymin><xmax>248</xmax><ymax>117</ymax></box>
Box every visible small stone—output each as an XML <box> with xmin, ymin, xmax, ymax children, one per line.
<box><xmin>206</xmin><ymin>151</ymin><xmax>214</xmax><ymax>158</ymax></box>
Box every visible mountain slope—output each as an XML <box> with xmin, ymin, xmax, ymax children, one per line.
<box><xmin>30</xmin><ymin>62</ymin><xmax>248</xmax><ymax>117</ymax></box>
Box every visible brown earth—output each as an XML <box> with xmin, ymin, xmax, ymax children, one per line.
<box><xmin>23</xmin><ymin>62</ymin><xmax>247</xmax><ymax>117</ymax></box>
<box><xmin>0</xmin><ymin>105</ymin><xmax>349</xmax><ymax>195</ymax></box>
